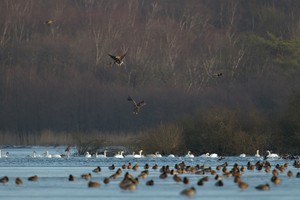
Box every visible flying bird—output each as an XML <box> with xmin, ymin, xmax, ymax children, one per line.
<box><xmin>44</xmin><ymin>19</ymin><xmax>56</xmax><ymax>26</ymax></box>
<box><xmin>127</xmin><ymin>95</ymin><xmax>146</xmax><ymax>115</ymax></box>
<box><xmin>108</xmin><ymin>50</ymin><xmax>128</xmax><ymax>67</ymax></box>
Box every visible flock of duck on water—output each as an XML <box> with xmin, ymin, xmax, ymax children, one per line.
<box><xmin>1</xmin><ymin>152</ymin><xmax>300</xmax><ymax>197</ymax></box>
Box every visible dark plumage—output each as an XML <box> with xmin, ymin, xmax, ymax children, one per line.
<box><xmin>28</xmin><ymin>175</ymin><xmax>38</xmax><ymax>181</ymax></box>
<box><xmin>127</xmin><ymin>96</ymin><xmax>146</xmax><ymax>115</ymax></box>
<box><xmin>180</xmin><ymin>187</ymin><xmax>196</xmax><ymax>197</ymax></box>
<box><xmin>92</xmin><ymin>166</ymin><xmax>101</xmax><ymax>173</ymax></box>
<box><xmin>15</xmin><ymin>177</ymin><xmax>23</xmax><ymax>185</ymax></box>
<box><xmin>255</xmin><ymin>183</ymin><xmax>270</xmax><ymax>191</ymax></box>
<box><xmin>68</xmin><ymin>174</ymin><xmax>76</xmax><ymax>181</ymax></box>
<box><xmin>108</xmin><ymin>50</ymin><xmax>128</xmax><ymax>67</ymax></box>
<box><xmin>0</xmin><ymin>176</ymin><xmax>9</xmax><ymax>184</ymax></box>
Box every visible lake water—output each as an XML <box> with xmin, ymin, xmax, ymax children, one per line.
<box><xmin>0</xmin><ymin>146</ymin><xmax>299</xmax><ymax>200</ymax></box>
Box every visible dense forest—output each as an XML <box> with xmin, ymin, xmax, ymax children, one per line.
<box><xmin>0</xmin><ymin>0</ymin><xmax>300</xmax><ymax>155</ymax></box>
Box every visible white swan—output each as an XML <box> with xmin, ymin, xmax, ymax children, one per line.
<box><xmin>167</xmin><ymin>154</ymin><xmax>175</xmax><ymax>158</ymax></box>
<box><xmin>52</xmin><ymin>153</ymin><xmax>62</xmax><ymax>158</ymax></box>
<box><xmin>114</xmin><ymin>151</ymin><xmax>124</xmax><ymax>158</ymax></box>
<box><xmin>209</xmin><ymin>153</ymin><xmax>218</xmax><ymax>158</ymax></box>
<box><xmin>155</xmin><ymin>152</ymin><xmax>162</xmax><ymax>158</ymax></box>
<box><xmin>134</xmin><ymin>150</ymin><xmax>143</xmax><ymax>158</ymax></box>
<box><xmin>239</xmin><ymin>153</ymin><xmax>246</xmax><ymax>157</ymax></box>
<box><xmin>96</xmin><ymin>150</ymin><xmax>107</xmax><ymax>158</ymax></box>
<box><xmin>200</xmin><ymin>153</ymin><xmax>210</xmax><ymax>158</ymax></box>
<box><xmin>255</xmin><ymin>150</ymin><xmax>260</xmax><ymax>157</ymax></box>
<box><xmin>43</xmin><ymin>151</ymin><xmax>52</xmax><ymax>158</ymax></box>
<box><xmin>32</xmin><ymin>151</ymin><xmax>37</xmax><ymax>158</ymax></box>
<box><xmin>185</xmin><ymin>151</ymin><xmax>194</xmax><ymax>158</ymax></box>
<box><xmin>266</xmin><ymin>150</ymin><xmax>279</xmax><ymax>158</ymax></box>
<box><xmin>85</xmin><ymin>152</ymin><xmax>91</xmax><ymax>158</ymax></box>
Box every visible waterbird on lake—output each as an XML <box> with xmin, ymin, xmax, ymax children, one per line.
<box><xmin>255</xmin><ymin>150</ymin><xmax>260</xmax><ymax>157</ymax></box>
<box><xmin>239</xmin><ymin>153</ymin><xmax>246</xmax><ymax>157</ymax></box>
<box><xmin>15</xmin><ymin>177</ymin><xmax>23</xmax><ymax>185</ymax></box>
<box><xmin>200</xmin><ymin>153</ymin><xmax>210</xmax><ymax>157</ymax></box>
<box><xmin>146</xmin><ymin>179</ymin><xmax>154</xmax><ymax>186</ymax></box>
<box><xmin>238</xmin><ymin>181</ymin><xmax>249</xmax><ymax>190</ymax></box>
<box><xmin>0</xmin><ymin>151</ymin><xmax>9</xmax><ymax>158</ymax></box>
<box><xmin>185</xmin><ymin>151</ymin><xmax>194</xmax><ymax>158</ymax></box>
<box><xmin>68</xmin><ymin>174</ymin><xmax>76</xmax><ymax>181</ymax></box>
<box><xmin>287</xmin><ymin>170</ymin><xmax>293</xmax><ymax>177</ymax></box>
<box><xmin>127</xmin><ymin>96</ymin><xmax>146</xmax><ymax>115</ymax></box>
<box><xmin>265</xmin><ymin>150</ymin><xmax>279</xmax><ymax>159</ymax></box>
<box><xmin>167</xmin><ymin>154</ymin><xmax>175</xmax><ymax>158</ymax></box>
<box><xmin>88</xmin><ymin>181</ymin><xmax>100</xmax><ymax>188</ymax></box>
<box><xmin>215</xmin><ymin>180</ymin><xmax>224</xmax><ymax>187</ymax></box>
<box><xmin>109</xmin><ymin>164</ymin><xmax>115</xmax><ymax>170</ymax></box>
<box><xmin>114</xmin><ymin>151</ymin><xmax>124</xmax><ymax>158</ymax></box>
<box><xmin>85</xmin><ymin>152</ymin><xmax>92</xmax><ymax>158</ymax></box>
<box><xmin>134</xmin><ymin>150</ymin><xmax>144</xmax><ymax>158</ymax></box>
<box><xmin>255</xmin><ymin>183</ymin><xmax>270</xmax><ymax>191</ymax></box>
<box><xmin>81</xmin><ymin>173</ymin><xmax>92</xmax><ymax>180</ymax></box>
<box><xmin>180</xmin><ymin>187</ymin><xmax>196</xmax><ymax>197</ymax></box>
<box><xmin>28</xmin><ymin>175</ymin><xmax>38</xmax><ymax>181</ymax></box>
<box><xmin>96</xmin><ymin>150</ymin><xmax>107</xmax><ymax>158</ymax></box>
<box><xmin>42</xmin><ymin>151</ymin><xmax>52</xmax><ymax>158</ymax></box>
<box><xmin>210</xmin><ymin>153</ymin><xmax>218</xmax><ymax>158</ymax></box>
<box><xmin>92</xmin><ymin>166</ymin><xmax>101</xmax><ymax>173</ymax></box>
<box><xmin>0</xmin><ymin>176</ymin><xmax>9</xmax><ymax>184</ymax></box>
<box><xmin>108</xmin><ymin>50</ymin><xmax>128</xmax><ymax>67</ymax></box>
<box><xmin>103</xmin><ymin>177</ymin><xmax>110</xmax><ymax>184</ymax></box>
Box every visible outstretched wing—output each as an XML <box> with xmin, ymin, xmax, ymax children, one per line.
<box><xmin>137</xmin><ymin>100</ymin><xmax>146</xmax><ymax>107</ymax></box>
<box><xmin>119</xmin><ymin>50</ymin><xmax>128</xmax><ymax>60</ymax></box>
<box><xmin>127</xmin><ymin>95</ymin><xmax>137</xmax><ymax>106</ymax></box>
<box><xmin>108</xmin><ymin>54</ymin><xmax>118</xmax><ymax>62</ymax></box>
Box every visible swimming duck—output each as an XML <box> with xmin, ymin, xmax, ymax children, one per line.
<box><xmin>88</xmin><ymin>181</ymin><xmax>101</xmax><ymax>188</ymax></box>
<box><xmin>146</xmin><ymin>179</ymin><xmax>154</xmax><ymax>186</ymax></box>
<box><xmin>68</xmin><ymin>174</ymin><xmax>76</xmax><ymax>181</ymax></box>
<box><xmin>255</xmin><ymin>183</ymin><xmax>270</xmax><ymax>191</ymax></box>
<box><xmin>15</xmin><ymin>177</ymin><xmax>23</xmax><ymax>185</ymax></box>
<box><xmin>28</xmin><ymin>175</ymin><xmax>38</xmax><ymax>181</ymax></box>
<box><xmin>180</xmin><ymin>187</ymin><xmax>196</xmax><ymax>197</ymax></box>
<box><xmin>92</xmin><ymin>166</ymin><xmax>101</xmax><ymax>173</ymax></box>
<box><xmin>0</xmin><ymin>176</ymin><xmax>9</xmax><ymax>184</ymax></box>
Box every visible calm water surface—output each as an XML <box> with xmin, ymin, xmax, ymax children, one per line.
<box><xmin>0</xmin><ymin>146</ymin><xmax>299</xmax><ymax>200</ymax></box>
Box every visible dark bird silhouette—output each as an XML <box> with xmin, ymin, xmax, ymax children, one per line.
<box><xmin>180</xmin><ymin>187</ymin><xmax>196</xmax><ymax>197</ymax></box>
<box><xmin>68</xmin><ymin>174</ymin><xmax>76</xmax><ymax>181</ymax></box>
<box><xmin>108</xmin><ymin>50</ymin><xmax>128</xmax><ymax>67</ymax></box>
<box><xmin>28</xmin><ymin>175</ymin><xmax>38</xmax><ymax>181</ymax></box>
<box><xmin>255</xmin><ymin>183</ymin><xmax>270</xmax><ymax>191</ymax></box>
<box><xmin>44</xmin><ymin>19</ymin><xmax>56</xmax><ymax>26</ymax></box>
<box><xmin>15</xmin><ymin>177</ymin><xmax>23</xmax><ymax>185</ymax></box>
<box><xmin>0</xmin><ymin>176</ymin><xmax>9</xmax><ymax>184</ymax></box>
<box><xmin>92</xmin><ymin>166</ymin><xmax>101</xmax><ymax>173</ymax></box>
<box><xmin>127</xmin><ymin>95</ymin><xmax>146</xmax><ymax>115</ymax></box>
<box><xmin>88</xmin><ymin>181</ymin><xmax>101</xmax><ymax>188</ymax></box>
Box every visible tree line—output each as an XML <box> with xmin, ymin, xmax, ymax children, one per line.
<box><xmin>0</xmin><ymin>0</ymin><xmax>299</xmax><ymax>155</ymax></box>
